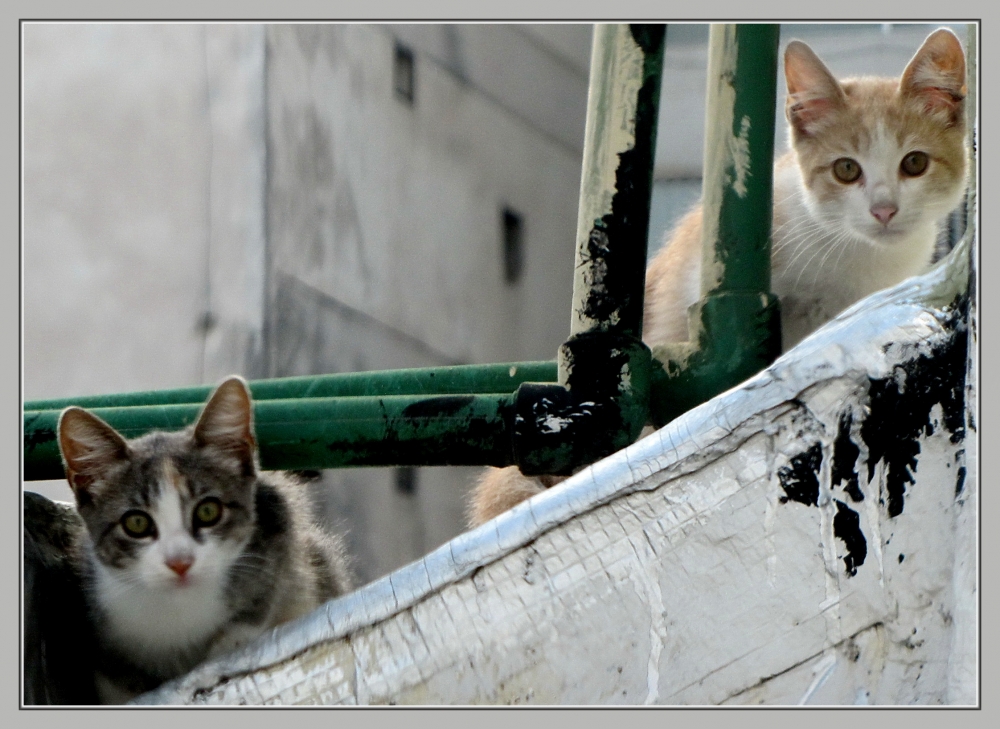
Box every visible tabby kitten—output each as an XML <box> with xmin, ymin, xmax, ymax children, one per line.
<box><xmin>58</xmin><ymin>376</ymin><xmax>352</xmax><ymax>703</ymax></box>
<box><xmin>468</xmin><ymin>28</ymin><xmax>969</xmax><ymax>528</ymax></box>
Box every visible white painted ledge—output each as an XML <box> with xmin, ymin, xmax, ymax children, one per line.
<box><xmin>136</xmin><ymin>233</ymin><xmax>977</xmax><ymax>706</ymax></box>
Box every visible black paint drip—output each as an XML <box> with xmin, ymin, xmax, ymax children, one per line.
<box><xmin>860</xmin><ymin>295</ymin><xmax>968</xmax><ymax>517</ymax></box>
<box><xmin>833</xmin><ymin>500</ymin><xmax>867</xmax><ymax>576</ymax></box>
<box><xmin>832</xmin><ymin>411</ymin><xmax>863</xmax><ymax>502</ymax></box>
<box><xmin>778</xmin><ymin>442</ymin><xmax>822</xmax><ymax>506</ymax></box>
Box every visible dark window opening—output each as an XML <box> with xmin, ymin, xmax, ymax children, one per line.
<box><xmin>394</xmin><ymin>43</ymin><xmax>415</xmax><ymax>105</ymax></box>
<box><xmin>502</xmin><ymin>208</ymin><xmax>524</xmax><ymax>285</ymax></box>
<box><xmin>395</xmin><ymin>466</ymin><xmax>417</xmax><ymax>495</ymax></box>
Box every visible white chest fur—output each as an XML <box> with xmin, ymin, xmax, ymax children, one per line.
<box><xmin>94</xmin><ymin>560</ymin><xmax>229</xmax><ymax>655</ymax></box>
<box><xmin>91</xmin><ymin>487</ymin><xmax>248</xmax><ymax>665</ymax></box>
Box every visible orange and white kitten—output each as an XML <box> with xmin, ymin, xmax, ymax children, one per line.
<box><xmin>647</xmin><ymin>28</ymin><xmax>967</xmax><ymax>350</ymax></box>
<box><xmin>468</xmin><ymin>28</ymin><xmax>969</xmax><ymax>529</ymax></box>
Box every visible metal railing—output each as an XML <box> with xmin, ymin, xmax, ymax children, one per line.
<box><xmin>648</xmin><ymin>24</ymin><xmax>781</xmax><ymax>425</ymax></box>
<box><xmin>23</xmin><ymin>24</ymin><xmax>782</xmax><ymax>482</ymax></box>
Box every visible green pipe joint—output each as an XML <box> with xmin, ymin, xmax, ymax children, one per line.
<box><xmin>513</xmin><ymin>333</ymin><xmax>652</xmax><ymax>475</ymax></box>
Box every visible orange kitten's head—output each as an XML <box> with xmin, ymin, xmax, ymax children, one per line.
<box><xmin>784</xmin><ymin>28</ymin><xmax>968</xmax><ymax>247</ymax></box>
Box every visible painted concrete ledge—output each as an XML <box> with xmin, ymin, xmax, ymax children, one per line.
<box><xmin>136</xmin><ymin>234</ymin><xmax>977</xmax><ymax>706</ymax></box>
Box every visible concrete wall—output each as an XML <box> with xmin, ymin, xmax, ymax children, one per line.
<box><xmin>264</xmin><ymin>24</ymin><xmax>582</xmax><ymax>373</ymax></box>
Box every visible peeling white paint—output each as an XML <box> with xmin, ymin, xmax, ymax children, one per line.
<box><xmin>798</xmin><ymin>653</ymin><xmax>837</xmax><ymax>704</ymax></box>
<box><xmin>571</xmin><ymin>25</ymin><xmax>645</xmax><ymax>337</ymax></box>
<box><xmin>619</xmin><ymin>367</ymin><xmax>632</xmax><ymax>392</ymax></box>
<box><xmin>538</xmin><ymin>415</ymin><xmax>574</xmax><ymax>434</ymax></box>
<box><xmin>621</xmin><ymin>528</ymin><xmax>668</xmax><ymax>704</ymax></box>
<box><xmin>818</xmin><ymin>456</ymin><xmax>845</xmax><ymax>650</ymax></box>
<box><xmin>730</xmin><ymin>115</ymin><xmax>752</xmax><ymax>198</ymax></box>
<box><xmin>699</xmin><ymin>24</ymin><xmax>739</xmax><ymax>294</ymax></box>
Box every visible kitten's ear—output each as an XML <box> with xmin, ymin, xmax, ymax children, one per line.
<box><xmin>58</xmin><ymin>407</ymin><xmax>130</xmax><ymax>500</ymax></box>
<box><xmin>900</xmin><ymin>28</ymin><xmax>966</xmax><ymax>125</ymax></box>
<box><xmin>784</xmin><ymin>40</ymin><xmax>846</xmax><ymax>137</ymax></box>
<box><xmin>193</xmin><ymin>376</ymin><xmax>257</xmax><ymax>475</ymax></box>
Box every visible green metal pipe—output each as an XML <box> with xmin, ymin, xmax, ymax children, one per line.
<box><xmin>649</xmin><ymin>24</ymin><xmax>782</xmax><ymax>428</ymax></box>
<box><xmin>24</xmin><ymin>393</ymin><xmax>518</xmax><ymax>481</ymax></box>
<box><xmin>24</xmin><ymin>361</ymin><xmax>557</xmax><ymax>412</ymax></box>
<box><xmin>700</xmin><ymin>24</ymin><xmax>780</xmax><ymax>297</ymax></box>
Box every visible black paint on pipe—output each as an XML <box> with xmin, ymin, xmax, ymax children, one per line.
<box><xmin>576</xmin><ymin>25</ymin><xmax>664</xmax><ymax>341</ymax></box>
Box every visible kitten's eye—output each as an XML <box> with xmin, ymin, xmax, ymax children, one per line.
<box><xmin>901</xmin><ymin>151</ymin><xmax>929</xmax><ymax>177</ymax></box>
<box><xmin>121</xmin><ymin>511</ymin><xmax>155</xmax><ymax>538</ymax></box>
<box><xmin>194</xmin><ymin>498</ymin><xmax>223</xmax><ymax>528</ymax></box>
<box><xmin>832</xmin><ymin>158</ymin><xmax>862</xmax><ymax>183</ymax></box>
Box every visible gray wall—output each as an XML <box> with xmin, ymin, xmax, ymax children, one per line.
<box><xmin>264</xmin><ymin>25</ymin><xmax>584</xmax><ymax>375</ymax></box>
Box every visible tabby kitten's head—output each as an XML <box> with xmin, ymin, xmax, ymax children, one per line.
<box><xmin>58</xmin><ymin>377</ymin><xmax>259</xmax><ymax>593</ymax></box>
<box><xmin>784</xmin><ymin>28</ymin><xmax>968</xmax><ymax>247</ymax></box>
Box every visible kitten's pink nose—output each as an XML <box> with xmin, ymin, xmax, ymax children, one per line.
<box><xmin>870</xmin><ymin>204</ymin><xmax>898</xmax><ymax>225</ymax></box>
<box><xmin>166</xmin><ymin>556</ymin><xmax>194</xmax><ymax>576</ymax></box>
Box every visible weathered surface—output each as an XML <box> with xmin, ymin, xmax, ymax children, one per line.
<box><xmin>136</xmin><ymin>232</ymin><xmax>976</xmax><ymax>706</ymax></box>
